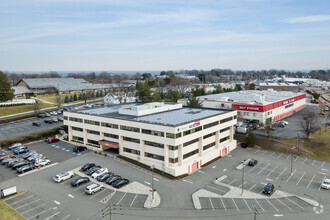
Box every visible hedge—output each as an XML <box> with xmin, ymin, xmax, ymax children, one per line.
<box><xmin>0</xmin><ymin>127</ymin><xmax>61</xmax><ymax>148</ymax></box>
<box><xmin>0</xmin><ymin>113</ymin><xmax>38</xmax><ymax>124</ymax></box>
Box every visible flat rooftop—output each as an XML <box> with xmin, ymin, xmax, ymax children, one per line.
<box><xmin>74</xmin><ymin>103</ymin><xmax>231</xmax><ymax>127</ymax></box>
<box><xmin>197</xmin><ymin>90</ymin><xmax>304</xmax><ymax>105</ymax></box>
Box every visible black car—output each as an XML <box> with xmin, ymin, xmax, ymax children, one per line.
<box><xmin>32</xmin><ymin>121</ymin><xmax>41</xmax><ymax>126</ymax></box>
<box><xmin>86</xmin><ymin>166</ymin><xmax>101</xmax><ymax>175</ymax></box>
<box><xmin>44</xmin><ymin>118</ymin><xmax>53</xmax><ymax>124</ymax></box>
<box><xmin>12</xmin><ymin>161</ymin><xmax>29</xmax><ymax>169</ymax></box>
<box><xmin>263</xmin><ymin>183</ymin><xmax>274</xmax><ymax>194</ymax></box>
<box><xmin>73</xmin><ymin>146</ymin><xmax>87</xmax><ymax>153</ymax></box>
<box><xmin>241</xmin><ymin>143</ymin><xmax>248</xmax><ymax>148</ymax></box>
<box><xmin>37</xmin><ymin>114</ymin><xmax>46</xmax><ymax>118</ymax></box>
<box><xmin>57</xmin><ymin>117</ymin><xmax>64</xmax><ymax>122</ymax></box>
<box><xmin>105</xmin><ymin>175</ymin><xmax>121</xmax><ymax>185</ymax></box>
<box><xmin>44</xmin><ymin>137</ymin><xmax>51</xmax><ymax>142</ymax></box>
<box><xmin>112</xmin><ymin>179</ymin><xmax>129</xmax><ymax>189</ymax></box>
<box><xmin>1</xmin><ymin>158</ymin><xmax>15</xmax><ymax>165</ymax></box>
<box><xmin>81</xmin><ymin>163</ymin><xmax>96</xmax><ymax>171</ymax></box>
<box><xmin>7</xmin><ymin>159</ymin><xmax>24</xmax><ymax>167</ymax></box>
<box><xmin>17</xmin><ymin>165</ymin><xmax>35</xmax><ymax>173</ymax></box>
<box><xmin>248</xmin><ymin>159</ymin><xmax>258</xmax><ymax>167</ymax></box>
<box><xmin>71</xmin><ymin>177</ymin><xmax>90</xmax><ymax>186</ymax></box>
<box><xmin>97</xmin><ymin>173</ymin><xmax>114</xmax><ymax>182</ymax></box>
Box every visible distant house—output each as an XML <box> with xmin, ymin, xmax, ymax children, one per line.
<box><xmin>12</xmin><ymin>86</ymin><xmax>33</xmax><ymax>98</ymax></box>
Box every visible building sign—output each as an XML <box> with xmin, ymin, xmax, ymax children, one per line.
<box><xmin>283</xmin><ymin>98</ymin><xmax>295</xmax><ymax>105</ymax></box>
<box><xmin>238</xmin><ymin>106</ymin><xmax>260</xmax><ymax>111</ymax></box>
<box><xmin>232</xmin><ymin>104</ymin><xmax>263</xmax><ymax>112</ymax></box>
<box><xmin>177</xmin><ymin>126</ymin><xmax>188</xmax><ymax>132</ymax></box>
<box><xmin>189</xmin><ymin>120</ymin><xmax>201</xmax><ymax>128</ymax></box>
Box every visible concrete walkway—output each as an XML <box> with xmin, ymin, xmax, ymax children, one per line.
<box><xmin>32</xmin><ymin>97</ymin><xmax>56</xmax><ymax>104</ymax></box>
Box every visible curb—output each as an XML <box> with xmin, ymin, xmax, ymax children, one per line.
<box><xmin>295</xmin><ymin>195</ymin><xmax>319</xmax><ymax>207</ymax></box>
<box><xmin>18</xmin><ymin>162</ymin><xmax>59</xmax><ymax>177</ymax></box>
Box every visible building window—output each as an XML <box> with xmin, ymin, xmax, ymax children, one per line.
<box><xmin>169</xmin><ymin>157</ymin><xmax>178</xmax><ymax>163</ymax></box>
<box><xmin>285</xmin><ymin>103</ymin><xmax>294</xmax><ymax>109</ymax></box>
<box><xmin>87</xmin><ymin>139</ymin><xmax>99</xmax><ymax>145</ymax></box>
<box><xmin>101</xmin><ymin>122</ymin><xmax>118</xmax><ymax>129</ymax></box>
<box><xmin>123</xmin><ymin>147</ymin><xmax>140</xmax><ymax>155</ymax></box>
<box><xmin>120</xmin><ymin>125</ymin><xmax>140</xmax><ymax>133</ymax></box>
<box><xmin>183</xmin><ymin>138</ymin><xmax>199</xmax><ymax>147</ymax></box>
<box><xmin>183</xmin><ymin>126</ymin><xmax>202</xmax><ymax>136</ymax></box>
<box><xmin>64</xmin><ymin>116</ymin><xmax>68</xmax><ymax>120</ymax></box>
<box><xmin>145</xmin><ymin>152</ymin><xmax>164</xmax><ymax>161</ymax></box>
<box><xmin>220</xmin><ymin>117</ymin><xmax>233</xmax><ymax>123</ymax></box>
<box><xmin>72</xmin><ymin>136</ymin><xmax>83</xmax><ymax>142</ymax></box>
<box><xmin>72</xmin><ymin>126</ymin><xmax>83</xmax><ymax>132</ymax></box>
<box><xmin>144</xmin><ymin>141</ymin><xmax>164</xmax><ymax>149</ymax></box>
<box><xmin>123</xmin><ymin>136</ymin><xmax>140</xmax><ymax>144</ymax></box>
<box><xmin>183</xmin><ymin>149</ymin><xmax>199</xmax><ymax>160</ymax></box>
<box><xmin>87</xmin><ymin>130</ymin><xmax>100</xmax><ymax>135</ymax></box>
<box><xmin>104</xmin><ymin>133</ymin><xmax>119</xmax><ymax>139</ymax></box>
<box><xmin>243</xmin><ymin>112</ymin><xmax>249</xmax><ymax>116</ymax></box>
<box><xmin>203</xmin><ymin>121</ymin><xmax>219</xmax><ymax>130</ymax></box>
<box><xmin>166</xmin><ymin>133</ymin><xmax>182</xmax><ymax>139</ymax></box>
<box><xmin>142</xmin><ymin>129</ymin><xmax>164</xmax><ymax>137</ymax></box>
<box><xmin>203</xmin><ymin>132</ymin><xmax>216</xmax><ymax>139</ymax></box>
<box><xmin>69</xmin><ymin>117</ymin><xmax>83</xmax><ymax>123</ymax></box>
<box><xmin>234</xmin><ymin>115</ymin><xmax>237</xmax><ymax>119</ymax></box>
<box><xmin>220</xmin><ymin>136</ymin><xmax>230</xmax><ymax>143</ymax></box>
<box><xmin>168</xmin><ymin>145</ymin><xmax>179</xmax><ymax>151</ymax></box>
<box><xmin>84</xmin><ymin>119</ymin><xmax>100</xmax><ymax>126</ymax></box>
<box><xmin>253</xmin><ymin>113</ymin><xmax>257</xmax><ymax>117</ymax></box>
<box><xmin>220</xmin><ymin>127</ymin><xmax>230</xmax><ymax>133</ymax></box>
<box><xmin>203</xmin><ymin>142</ymin><xmax>216</xmax><ymax>150</ymax></box>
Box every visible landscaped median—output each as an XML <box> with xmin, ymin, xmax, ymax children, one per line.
<box><xmin>0</xmin><ymin>191</ymin><xmax>25</xmax><ymax>220</ymax></box>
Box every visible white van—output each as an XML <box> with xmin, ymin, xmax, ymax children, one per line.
<box><xmin>85</xmin><ymin>183</ymin><xmax>103</xmax><ymax>195</ymax></box>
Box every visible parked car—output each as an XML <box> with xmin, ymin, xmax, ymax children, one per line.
<box><xmin>281</xmin><ymin>120</ymin><xmax>289</xmax><ymax>125</ymax></box>
<box><xmin>22</xmin><ymin>151</ymin><xmax>37</xmax><ymax>159</ymax></box>
<box><xmin>73</xmin><ymin>146</ymin><xmax>87</xmax><ymax>153</ymax></box>
<box><xmin>34</xmin><ymin>159</ymin><xmax>51</xmax><ymax>167</ymax></box>
<box><xmin>37</xmin><ymin>114</ymin><xmax>46</xmax><ymax>118</ymax></box>
<box><xmin>7</xmin><ymin>158</ymin><xmax>25</xmax><ymax>167</ymax></box>
<box><xmin>45</xmin><ymin>113</ymin><xmax>51</xmax><ymax>117</ymax></box>
<box><xmin>8</xmin><ymin>143</ymin><xmax>22</xmax><ymax>150</ymax></box>
<box><xmin>32</xmin><ymin>121</ymin><xmax>41</xmax><ymax>126</ymax></box>
<box><xmin>44</xmin><ymin>137</ymin><xmax>51</xmax><ymax>142</ymax></box>
<box><xmin>112</xmin><ymin>179</ymin><xmax>129</xmax><ymax>189</ymax></box>
<box><xmin>85</xmin><ymin>183</ymin><xmax>103</xmax><ymax>195</ymax></box>
<box><xmin>14</xmin><ymin>148</ymin><xmax>29</xmax><ymax>155</ymax></box>
<box><xmin>248</xmin><ymin>159</ymin><xmax>258</xmax><ymax>167</ymax></box>
<box><xmin>52</xmin><ymin>118</ymin><xmax>58</xmax><ymax>123</ymax></box>
<box><xmin>86</xmin><ymin>166</ymin><xmax>102</xmax><ymax>175</ymax></box>
<box><xmin>263</xmin><ymin>183</ymin><xmax>274</xmax><ymax>194</ymax></box>
<box><xmin>1</xmin><ymin>158</ymin><xmax>16</xmax><ymax>165</ymax></box>
<box><xmin>97</xmin><ymin>173</ymin><xmax>113</xmax><ymax>182</ymax></box>
<box><xmin>53</xmin><ymin>171</ymin><xmax>74</xmax><ymax>183</ymax></box>
<box><xmin>44</xmin><ymin>118</ymin><xmax>53</xmax><ymax>124</ymax></box>
<box><xmin>12</xmin><ymin>145</ymin><xmax>27</xmax><ymax>152</ymax></box>
<box><xmin>17</xmin><ymin>165</ymin><xmax>35</xmax><ymax>173</ymax></box>
<box><xmin>47</xmin><ymin>137</ymin><xmax>59</xmax><ymax>143</ymax></box>
<box><xmin>0</xmin><ymin>154</ymin><xmax>16</xmax><ymax>162</ymax></box>
<box><xmin>105</xmin><ymin>175</ymin><xmax>121</xmax><ymax>185</ymax></box>
<box><xmin>92</xmin><ymin>168</ymin><xmax>108</xmax><ymax>179</ymax></box>
<box><xmin>321</xmin><ymin>179</ymin><xmax>330</xmax><ymax>190</ymax></box>
<box><xmin>12</xmin><ymin>161</ymin><xmax>29</xmax><ymax>169</ymax></box>
<box><xmin>27</xmin><ymin>154</ymin><xmax>46</xmax><ymax>163</ymax></box>
<box><xmin>71</xmin><ymin>177</ymin><xmax>90</xmax><ymax>186</ymax></box>
<box><xmin>57</xmin><ymin>117</ymin><xmax>63</xmax><ymax>122</ymax></box>
<box><xmin>241</xmin><ymin>143</ymin><xmax>248</xmax><ymax>148</ymax></box>
<box><xmin>57</xmin><ymin>110</ymin><xmax>62</xmax><ymax>114</ymax></box>
<box><xmin>81</xmin><ymin>163</ymin><xmax>96</xmax><ymax>171</ymax></box>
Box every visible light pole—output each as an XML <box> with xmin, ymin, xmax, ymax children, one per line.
<box><xmin>151</xmin><ymin>165</ymin><xmax>155</xmax><ymax>201</ymax></box>
<box><xmin>290</xmin><ymin>146</ymin><xmax>296</xmax><ymax>176</ymax></box>
<box><xmin>297</xmin><ymin>131</ymin><xmax>300</xmax><ymax>155</ymax></box>
<box><xmin>242</xmin><ymin>160</ymin><xmax>245</xmax><ymax>195</ymax></box>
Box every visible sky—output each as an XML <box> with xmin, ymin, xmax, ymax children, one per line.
<box><xmin>1</xmin><ymin>0</ymin><xmax>330</xmax><ymax>72</ymax></box>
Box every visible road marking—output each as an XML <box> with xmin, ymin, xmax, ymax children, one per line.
<box><xmin>318</xmin><ymin>177</ymin><xmax>326</xmax><ymax>191</ymax></box>
<box><xmin>270</xmin><ymin>152</ymin><xmax>275</xmax><ymax>157</ymax></box>
<box><xmin>277</xmin><ymin>153</ymin><xmax>283</xmax><ymax>159</ymax></box>
<box><xmin>54</xmin><ymin>200</ymin><xmax>60</xmax><ymax>205</ymax></box>
<box><xmin>294</xmin><ymin>156</ymin><xmax>299</xmax><ymax>161</ymax></box>
<box><xmin>206</xmin><ymin>185</ymin><xmax>226</xmax><ymax>193</ymax></box>
<box><xmin>21</xmin><ymin>203</ymin><xmax>48</xmax><ymax>214</ymax></box>
<box><xmin>321</xmin><ymin>161</ymin><xmax>325</xmax><ymax>168</ymax></box>
<box><xmin>285</xmin><ymin>155</ymin><xmax>290</xmax><ymax>160</ymax></box>
<box><xmin>68</xmin><ymin>194</ymin><xmax>74</xmax><ymax>198</ymax></box>
<box><xmin>15</xmin><ymin>199</ymin><xmax>40</xmax><ymax>210</ymax></box>
<box><xmin>266</xmin><ymin>165</ymin><xmax>278</xmax><ymax>177</ymax></box>
<box><xmin>312</xmin><ymin>160</ymin><xmax>316</xmax><ymax>166</ymax></box>
<box><xmin>296</xmin><ymin>171</ymin><xmax>306</xmax><ymax>185</ymax></box>
<box><xmin>144</xmin><ymin>181</ymin><xmax>150</xmax><ymax>185</ymax></box>
<box><xmin>45</xmin><ymin>211</ymin><xmax>61</xmax><ymax>220</ymax></box>
<box><xmin>248</xmin><ymin>184</ymin><xmax>256</xmax><ymax>191</ymax></box>
<box><xmin>318</xmin><ymin>172</ymin><xmax>326</xmax><ymax>175</ymax></box>
<box><xmin>226</xmin><ymin>155</ymin><xmax>232</xmax><ymax>157</ymax></box>
<box><xmin>243</xmin><ymin>198</ymin><xmax>251</xmax><ymax>211</ymax></box>
<box><xmin>130</xmin><ymin>194</ymin><xmax>138</xmax><ymax>207</ymax></box>
<box><xmin>266</xmin><ymin>199</ymin><xmax>279</xmax><ymax>211</ymax></box>
<box><xmin>220</xmin><ymin>197</ymin><xmax>226</xmax><ymax>211</ymax></box>
<box><xmin>209</xmin><ymin>198</ymin><xmax>215</xmax><ymax>211</ymax></box>
<box><xmin>80</xmin><ymin>191</ymin><xmax>86</xmax><ymax>195</ymax></box>
<box><xmin>238</xmin><ymin>181</ymin><xmax>247</xmax><ymax>189</ymax></box>
<box><xmin>198</xmin><ymin>171</ymin><xmax>205</xmax><ymax>174</ymax></box>
<box><xmin>286</xmin><ymin>197</ymin><xmax>303</xmax><ymax>210</ymax></box>
<box><xmin>255</xmin><ymin>199</ymin><xmax>264</xmax><ymax>212</ymax></box>
<box><xmin>153</xmin><ymin>178</ymin><xmax>159</xmax><ymax>181</ymax></box>
<box><xmin>266</xmin><ymin>178</ymin><xmax>273</xmax><ymax>182</ymax></box>
<box><xmin>28</xmin><ymin>206</ymin><xmax>57</xmax><ymax>220</ymax></box>
<box><xmin>232</xmin><ymin>198</ymin><xmax>239</xmax><ymax>211</ymax></box>
<box><xmin>116</xmin><ymin>193</ymin><xmax>127</xmax><ymax>205</ymax></box>
<box><xmin>276</xmin><ymin>198</ymin><xmax>292</xmax><ymax>211</ymax></box>
<box><xmin>61</xmin><ymin>215</ymin><xmax>70</xmax><ymax>220</ymax></box>
<box><xmin>307</xmin><ymin>174</ymin><xmax>316</xmax><ymax>188</ymax></box>
<box><xmin>223</xmin><ymin>169</ymin><xmax>227</xmax><ymax>171</ymax></box>
<box><xmin>321</xmin><ymin>168</ymin><xmax>328</xmax><ymax>172</ymax></box>
<box><xmin>61</xmin><ymin>148</ymin><xmax>66</xmax><ymax>151</ymax></box>
<box><xmin>73</xmin><ymin>184</ymin><xmax>86</xmax><ymax>191</ymax></box>
<box><xmin>229</xmin><ymin>178</ymin><xmax>238</xmax><ymax>185</ymax></box>
<box><xmin>276</xmin><ymin>168</ymin><xmax>287</xmax><ymax>180</ymax></box>
<box><xmin>182</xmin><ymin>179</ymin><xmax>193</xmax><ymax>184</ymax></box>
<box><xmin>89</xmin><ymin>191</ymin><xmax>102</xmax><ymax>199</ymax></box>
<box><xmin>257</xmin><ymin>163</ymin><xmax>270</xmax><ymax>175</ymax></box>
<box><xmin>304</xmin><ymin>158</ymin><xmax>308</xmax><ymax>162</ymax></box>
<box><xmin>260</xmin><ymin>182</ymin><xmax>267</xmax><ymax>185</ymax></box>
<box><xmin>254</xmin><ymin>150</ymin><xmax>260</xmax><ymax>154</ymax></box>
<box><xmin>286</xmin><ymin>169</ymin><xmax>296</xmax><ymax>183</ymax></box>
<box><xmin>274</xmin><ymin>214</ymin><xmax>284</xmax><ymax>217</ymax></box>
<box><xmin>8</xmin><ymin>194</ymin><xmax>35</xmax><ymax>205</ymax></box>
<box><xmin>212</xmin><ymin>166</ymin><xmax>216</xmax><ymax>168</ymax></box>
<box><xmin>100</xmin><ymin>192</ymin><xmax>115</xmax><ymax>204</ymax></box>
<box><xmin>248</xmin><ymin>162</ymin><xmax>261</xmax><ymax>173</ymax></box>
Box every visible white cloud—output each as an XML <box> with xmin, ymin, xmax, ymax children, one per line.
<box><xmin>287</xmin><ymin>14</ymin><xmax>330</xmax><ymax>23</ymax></box>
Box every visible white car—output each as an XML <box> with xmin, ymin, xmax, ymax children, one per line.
<box><xmin>53</xmin><ymin>171</ymin><xmax>74</xmax><ymax>183</ymax></box>
<box><xmin>35</xmin><ymin>159</ymin><xmax>51</xmax><ymax>167</ymax></box>
<box><xmin>91</xmin><ymin>168</ymin><xmax>108</xmax><ymax>179</ymax></box>
<box><xmin>85</xmin><ymin>183</ymin><xmax>103</xmax><ymax>195</ymax></box>
<box><xmin>282</xmin><ymin>120</ymin><xmax>289</xmax><ymax>125</ymax></box>
<box><xmin>321</xmin><ymin>179</ymin><xmax>330</xmax><ymax>190</ymax></box>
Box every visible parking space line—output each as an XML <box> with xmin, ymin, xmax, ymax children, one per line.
<box><xmin>254</xmin><ymin>199</ymin><xmax>264</xmax><ymax>212</ymax></box>
<box><xmin>243</xmin><ymin>198</ymin><xmax>251</xmax><ymax>211</ymax></box>
<box><xmin>209</xmin><ymin>198</ymin><xmax>215</xmax><ymax>211</ymax></box>
<box><xmin>276</xmin><ymin>168</ymin><xmax>287</xmax><ymax>180</ymax></box>
<box><xmin>7</xmin><ymin>194</ymin><xmax>35</xmax><ymax>206</ymax></box>
<box><xmin>206</xmin><ymin>185</ymin><xmax>226</xmax><ymax>193</ymax></box>
<box><xmin>266</xmin><ymin>199</ymin><xmax>278</xmax><ymax>211</ymax></box>
<box><xmin>15</xmin><ymin>199</ymin><xmax>40</xmax><ymax>210</ymax></box>
<box><xmin>285</xmin><ymin>155</ymin><xmax>290</xmax><ymax>160</ymax></box>
<box><xmin>80</xmin><ymin>191</ymin><xmax>86</xmax><ymax>195</ymax></box>
<box><xmin>130</xmin><ymin>194</ymin><xmax>138</xmax><ymax>207</ymax></box>
<box><xmin>294</xmin><ymin>156</ymin><xmax>299</xmax><ymax>161</ymax></box>
<box><xmin>248</xmin><ymin>162</ymin><xmax>261</xmax><ymax>173</ymax></box>
<box><xmin>238</xmin><ymin>181</ymin><xmax>247</xmax><ymax>189</ymax></box>
<box><xmin>257</xmin><ymin>163</ymin><xmax>270</xmax><ymax>175</ymax></box>
<box><xmin>89</xmin><ymin>190</ymin><xmax>104</xmax><ymax>199</ymax></box>
<box><xmin>277</xmin><ymin>153</ymin><xmax>283</xmax><ymax>159</ymax></box>
<box><xmin>312</xmin><ymin>160</ymin><xmax>316</xmax><ymax>166</ymax></box>
<box><xmin>62</xmin><ymin>215</ymin><xmax>70</xmax><ymax>220</ymax></box>
<box><xmin>296</xmin><ymin>171</ymin><xmax>306</xmax><ymax>185</ymax></box>
<box><xmin>232</xmin><ymin>198</ymin><xmax>239</xmax><ymax>211</ymax></box>
<box><xmin>116</xmin><ymin>193</ymin><xmax>127</xmax><ymax>205</ymax></box>
<box><xmin>229</xmin><ymin>178</ymin><xmax>238</xmax><ymax>185</ymax></box>
<box><xmin>318</xmin><ymin>177</ymin><xmax>326</xmax><ymax>191</ymax></box>
<box><xmin>270</xmin><ymin>152</ymin><xmax>275</xmax><ymax>157</ymax></box>
<box><xmin>254</xmin><ymin>150</ymin><xmax>260</xmax><ymax>154</ymax></box>
<box><xmin>307</xmin><ymin>174</ymin><xmax>316</xmax><ymax>188</ymax></box>
<box><xmin>266</xmin><ymin>165</ymin><xmax>278</xmax><ymax>177</ymax></box>
<box><xmin>28</xmin><ymin>206</ymin><xmax>56</xmax><ymax>220</ymax></box>
<box><xmin>304</xmin><ymin>158</ymin><xmax>307</xmax><ymax>162</ymax></box>
<box><xmin>321</xmin><ymin>161</ymin><xmax>325</xmax><ymax>168</ymax></box>
<box><xmin>45</xmin><ymin>211</ymin><xmax>61</xmax><ymax>220</ymax></box>
<box><xmin>276</xmin><ymin>198</ymin><xmax>292</xmax><ymax>211</ymax></box>
<box><xmin>73</xmin><ymin>184</ymin><xmax>86</xmax><ymax>191</ymax></box>
<box><xmin>220</xmin><ymin>198</ymin><xmax>226</xmax><ymax>211</ymax></box>
<box><xmin>248</xmin><ymin>184</ymin><xmax>256</xmax><ymax>191</ymax></box>
<box><xmin>21</xmin><ymin>202</ymin><xmax>47</xmax><ymax>214</ymax></box>
<box><xmin>286</xmin><ymin>169</ymin><xmax>296</xmax><ymax>182</ymax></box>
<box><xmin>286</xmin><ymin>197</ymin><xmax>303</xmax><ymax>210</ymax></box>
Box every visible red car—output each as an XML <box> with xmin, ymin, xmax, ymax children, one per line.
<box><xmin>0</xmin><ymin>155</ymin><xmax>16</xmax><ymax>162</ymax></box>
<box><xmin>47</xmin><ymin>138</ymin><xmax>59</xmax><ymax>143</ymax></box>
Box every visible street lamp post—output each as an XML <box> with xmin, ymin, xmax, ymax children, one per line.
<box><xmin>151</xmin><ymin>165</ymin><xmax>155</xmax><ymax>201</ymax></box>
<box><xmin>290</xmin><ymin>147</ymin><xmax>296</xmax><ymax>176</ymax></box>
<box><xmin>242</xmin><ymin>160</ymin><xmax>245</xmax><ymax>195</ymax></box>
<box><xmin>297</xmin><ymin>131</ymin><xmax>300</xmax><ymax>155</ymax></box>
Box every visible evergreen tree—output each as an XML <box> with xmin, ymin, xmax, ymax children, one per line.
<box><xmin>100</xmin><ymin>90</ymin><xmax>103</xmax><ymax>97</ymax></box>
<box><xmin>136</xmin><ymin>81</ymin><xmax>153</xmax><ymax>102</ymax></box>
<box><xmin>0</xmin><ymin>71</ymin><xmax>14</xmax><ymax>102</ymax></box>
<box><xmin>78</xmin><ymin>93</ymin><xmax>83</xmax><ymax>100</ymax></box>
<box><xmin>186</xmin><ymin>96</ymin><xmax>203</xmax><ymax>107</ymax></box>
<box><xmin>64</xmin><ymin>95</ymin><xmax>69</xmax><ymax>103</ymax></box>
<box><xmin>213</xmin><ymin>85</ymin><xmax>224</xmax><ymax>94</ymax></box>
<box><xmin>152</xmin><ymin>89</ymin><xmax>162</xmax><ymax>102</ymax></box>
<box><xmin>168</xmin><ymin>90</ymin><xmax>181</xmax><ymax>102</ymax></box>
<box><xmin>91</xmin><ymin>92</ymin><xmax>95</xmax><ymax>98</ymax></box>
<box><xmin>69</xmin><ymin>95</ymin><xmax>73</xmax><ymax>102</ymax></box>
<box><xmin>96</xmin><ymin>91</ymin><xmax>100</xmax><ymax>98</ymax></box>
<box><xmin>73</xmin><ymin>93</ymin><xmax>78</xmax><ymax>101</ymax></box>
<box><xmin>246</xmin><ymin>132</ymin><xmax>255</xmax><ymax>147</ymax></box>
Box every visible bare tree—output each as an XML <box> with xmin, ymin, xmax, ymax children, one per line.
<box><xmin>300</xmin><ymin>110</ymin><xmax>317</xmax><ymax>140</ymax></box>
<box><xmin>169</xmin><ymin>76</ymin><xmax>191</xmax><ymax>95</ymax></box>
<box><xmin>56</xmin><ymin>95</ymin><xmax>62</xmax><ymax>109</ymax></box>
<box><xmin>33</xmin><ymin>100</ymin><xmax>42</xmax><ymax>114</ymax></box>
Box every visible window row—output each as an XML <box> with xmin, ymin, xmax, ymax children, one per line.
<box><xmin>169</xmin><ymin>157</ymin><xmax>178</xmax><ymax>163</ymax></box>
<box><xmin>168</xmin><ymin>145</ymin><xmax>179</xmax><ymax>151</ymax></box>
<box><xmin>104</xmin><ymin>133</ymin><xmax>119</xmax><ymax>139</ymax></box>
<box><xmin>123</xmin><ymin>136</ymin><xmax>140</xmax><ymax>144</ymax></box>
<box><xmin>220</xmin><ymin>136</ymin><xmax>230</xmax><ymax>143</ymax></box>
<box><xmin>145</xmin><ymin>152</ymin><xmax>164</xmax><ymax>161</ymax></box>
<box><xmin>84</xmin><ymin>119</ymin><xmax>100</xmax><ymax>126</ymax></box>
<box><xmin>87</xmin><ymin>130</ymin><xmax>100</xmax><ymax>135</ymax></box>
<box><xmin>144</xmin><ymin>141</ymin><xmax>164</xmax><ymax>149</ymax></box>
<box><xmin>166</xmin><ymin>132</ymin><xmax>182</xmax><ymax>139</ymax></box>
<box><xmin>183</xmin><ymin>126</ymin><xmax>202</xmax><ymax>136</ymax></box>
<box><xmin>72</xmin><ymin>136</ymin><xmax>83</xmax><ymax>142</ymax></box>
<box><xmin>203</xmin><ymin>132</ymin><xmax>216</xmax><ymax>140</ymax></box>
<box><xmin>183</xmin><ymin>149</ymin><xmax>199</xmax><ymax>160</ymax></box>
<box><xmin>203</xmin><ymin>142</ymin><xmax>216</xmax><ymax>151</ymax></box>
<box><xmin>220</xmin><ymin>117</ymin><xmax>233</xmax><ymax>124</ymax></box>
<box><xmin>183</xmin><ymin>138</ymin><xmax>199</xmax><ymax>147</ymax></box>
<box><xmin>69</xmin><ymin>117</ymin><xmax>83</xmax><ymax>123</ymax></box>
<box><xmin>72</xmin><ymin>126</ymin><xmax>83</xmax><ymax>132</ymax></box>
<box><xmin>87</xmin><ymin>139</ymin><xmax>99</xmax><ymax>145</ymax></box>
<box><xmin>203</xmin><ymin>121</ymin><xmax>219</xmax><ymax>130</ymax></box>
<box><xmin>142</xmin><ymin>129</ymin><xmax>164</xmax><ymax>137</ymax></box>
<box><xmin>120</xmin><ymin>125</ymin><xmax>140</xmax><ymax>133</ymax></box>
<box><xmin>220</xmin><ymin>127</ymin><xmax>230</xmax><ymax>133</ymax></box>
<box><xmin>123</xmin><ymin>147</ymin><xmax>140</xmax><ymax>155</ymax></box>
<box><xmin>101</xmin><ymin>122</ymin><xmax>118</xmax><ymax>129</ymax></box>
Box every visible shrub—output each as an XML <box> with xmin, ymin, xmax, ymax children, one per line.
<box><xmin>246</xmin><ymin>132</ymin><xmax>256</xmax><ymax>147</ymax></box>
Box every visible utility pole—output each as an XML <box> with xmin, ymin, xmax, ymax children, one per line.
<box><xmin>290</xmin><ymin>146</ymin><xmax>295</xmax><ymax>176</ymax></box>
<box><xmin>252</xmin><ymin>205</ymin><xmax>260</xmax><ymax>220</ymax></box>
<box><xmin>297</xmin><ymin>131</ymin><xmax>300</xmax><ymax>155</ymax></box>
<box><xmin>109</xmin><ymin>203</ymin><xmax>112</xmax><ymax>220</ymax></box>
<box><xmin>151</xmin><ymin>165</ymin><xmax>155</xmax><ymax>201</ymax></box>
<box><xmin>242</xmin><ymin>160</ymin><xmax>245</xmax><ymax>195</ymax></box>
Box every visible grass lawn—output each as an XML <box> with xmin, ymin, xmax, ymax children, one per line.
<box><xmin>0</xmin><ymin>103</ymin><xmax>55</xmax><ymax>117</ymax></box>
<box><xmin>283</xmin><ymin>129</ymin><xmax>330</xmax><ymax>162</ymax></box>
<box><xmin>37</xmin><ymin>94</ymin><xmax>104</xmax><ymax>105</ymax></box>
<box><xmin>0</xmin><ymin>191</ymin><xmax>25</xmax><ymax>220</ymax></box>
